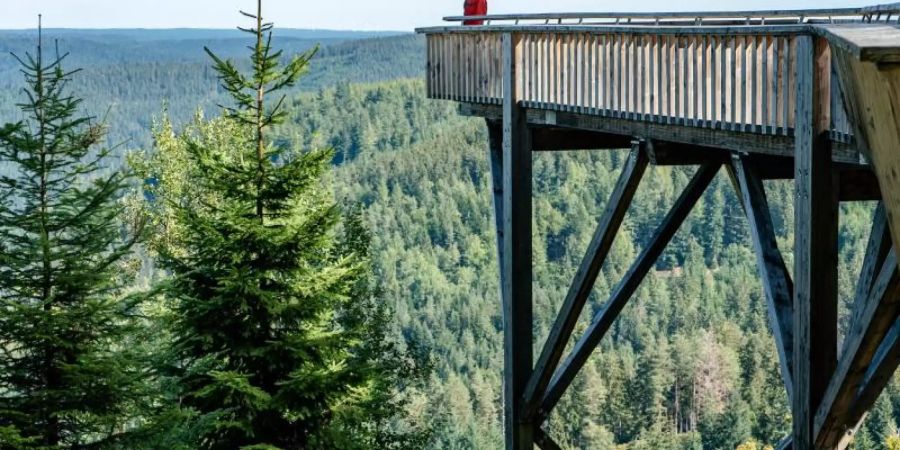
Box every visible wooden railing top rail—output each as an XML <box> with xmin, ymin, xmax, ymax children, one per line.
<box><xmin>440</xmin><ymin>3</ymin><xmax>900</xmax><ymax>26</ymax></box>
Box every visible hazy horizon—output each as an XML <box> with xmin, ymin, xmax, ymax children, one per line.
<box><xmin>2</xmin><ymin>0</ymin><xmax>875</xmax><ymax>32</ymax></box>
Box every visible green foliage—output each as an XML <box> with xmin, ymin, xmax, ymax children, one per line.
<box><xmin>3</xmin><ymin>19</ymin><xmax>900</xmax><ymax>450</ymax></box>
<box><xmin>0</xmin><ymin>25</ymin><xmax>147</xmax><ymax>449</ymax></box>
<box><xmin>126</xmin><ymin>3</ymin><xmax>429</xmax><ymax>448</ymax></box>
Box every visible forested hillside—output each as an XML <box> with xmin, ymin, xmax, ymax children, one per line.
<box><xmin>0</xmin><ymin>27</ymin><xmax>897</xmax><ymax>449</ymax></box>
<box><xmin>0</xmin><ymin>30</ymin><xmax>423</xmax><ymax>147</ymax></box>
<box><xmin>272</xmin><ymin>79</ymin><xmax>900</xmax><ymax>449</ymax></box>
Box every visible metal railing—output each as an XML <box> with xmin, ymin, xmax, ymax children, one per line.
<box><xmin>441</xmin><ymin>3</ymin><xmax>900</xmax><ymax>26</ymax></box>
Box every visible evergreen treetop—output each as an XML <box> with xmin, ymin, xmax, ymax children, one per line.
<box><xmin>0</xmin><ymin>17</ymin><xmax>147</xmax><ymax>449</ymax></box>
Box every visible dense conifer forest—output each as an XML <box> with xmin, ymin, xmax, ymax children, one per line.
<box><xmin>0</xmin><ymin>23</ymin><xmax>898</xmax><ymax>450</ymax></box>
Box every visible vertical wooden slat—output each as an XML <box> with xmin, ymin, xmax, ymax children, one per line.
<box><xmin>651</xmin><ymin>35</ymin><xmax>658</xmax><ymax>120</ymax></box>
<box><xmin>763</xmin><ymin>34</ymin><xmax>771</xmax><ymax>133</ymax></box>
<box><xmin>674</xmin><ymin>35</ymin><xmax>681</xmax><ymax>123</ymax></box>
<box><xmin>656</xmin><ymin>34</ymin><xmax>663</xmax><ymax>121</ymax></box>
<box><xmin>777</xmin><ymin>36</ymin><xmax>786</xmax><ymax>133</ymax></box>
<box><xmin>752</xmin><ymin>35</ymin><xmax>760</xmax><ymax>132</ymax></box>
<box><xmin>613</xmin><ymin>34</ymin><xmax>620</xmax><ymax>117</ymax></box>
<box><xmin>730</xmin><ymin>35</ymin><xmax>738</xmax><ymax>130</ymax></box>
<box><xmin>788</xmin><ymin>36</ymin><xmax>797</xmax><ymax>133</ymax></box>
<box><xmin>739</xmin><ymin>35</ymin><xmax>746</xmax><ymax>131</ymax></box>
<box><xmin>600</xmin><ymin>33</ymin><xmax>606</xmax><ymax>114</ymax></box>
<box><xmin>632</xmin><ymin>35</ymin><xmax>639</xmax><ymax>120</ymax></box>
<box><xmin>772</xmin><ymin>35</ymin><xmax>780</xmax><ymax>132</ymax></box>
<box><xmin>720</xmin><ymin>35</ymin><xmax>727</xmax><ymax>129</ymax></box>
<box><xmin>579</xmin><ymin>33</ymin><xmax>586</xmax><ymax>113</ymax></box>
<box><xmin>585</xmin><ymin>32</ymin><xmax>591</xmax><ymax>114</ymax></box>
<box><xmin>660</xmin><ymin>35</ymin><xmax>672</xmax><ymax>124</ymax></box>
<box><xmin>690</xmin><ymin>36</ymin><xmax>704</xmax><ymax>127</ymax></box>
<box><xmin>702</xmin><ymin>35</ymin><xmax>709</xmax><ymax>126</ymax></box>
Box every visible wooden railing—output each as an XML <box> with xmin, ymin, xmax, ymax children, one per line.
<box><xmin>425</xmin><ymin>28</ymin><xmax>855</xmax><ymax>139</ymax></box>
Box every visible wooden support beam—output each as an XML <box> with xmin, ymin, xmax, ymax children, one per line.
<box><xmin>849</xmin><ymin>205</ymin><xmax>891</xmax><ymax>339</ymax></box>
<box><xmin>837</xmin><ymin>167</ymin><xmax>881</xmax><ymax>202</ymax></box>
<box><xmin>521</xmin><ymin>144</ymin><xmax>649</xmax><ymax>420</ymax></box>
<box><xmin>459</xmin><ymin>103</ymin><xmax>865</xmax><ymax>164</ymax></box>
<box><xmin>488</xmin><ymin>120</ymin><xmax>505</xmax><ymax>272</ymax></box>
<box><xmin>829</xmin><ymin>30</ymin><xmax>900</xmax><ymax>278</ymax></box>
<box><xmin>793</xmin><ymin>35</ymin><xmax>840</xmax><ymax>450</ymax></box>
<box><xmin>645</xmin><ymin>140</ymin><xmax>731</xmax><ymax>166</ymax></box>
<box><xmin>498</xmin><ymin>32</ymin><xmax>534</xmax><ymax>450</ymax></box>
<box><xmin>814</xmin><ymin>251</ymin><xmax>900</xmax><ymax>448</ymax></box>
<box><xmin>731</xmin><ymin>155</ymin><xmax>795</xmax><ymax>401</ymax></box>
<box><xmin>538</xmin><ymin>163</ymin><xmax>721</xmax><ymax>418</ymax></box>
<box><xmin>849</xmin><ymin>316</ymin><xmax>900</xmax><ymax>418</ymax></box>
<box><xmin>534</xmin><ymin>429</ymin><xmax>563</xmax><ymax>450</ymax></box>
<box><xmin>531</xmin><ymin>128</ymin><xmax>634</xmax><ymax>151</ymax></box>
<box><xmin>776</xmin><ymin>436</ymin><xmax>793</xmax><ymax>450</ymax></box>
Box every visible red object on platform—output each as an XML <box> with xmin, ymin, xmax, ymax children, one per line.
<box><xmin>463</xmin><ymin>0</ymin><xmax>488</xmax><ymax>25</ymax></box>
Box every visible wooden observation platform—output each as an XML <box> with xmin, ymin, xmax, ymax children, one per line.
<box><xmin>417</xmin><ymin>5</ymin><xmax>900</xmax><ymax>450</ymax></box>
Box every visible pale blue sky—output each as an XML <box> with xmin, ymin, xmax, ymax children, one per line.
<box><xmin>1</xmin><ymin>0</ymin><xmax>874</xmax><ymax>31</ymax></box>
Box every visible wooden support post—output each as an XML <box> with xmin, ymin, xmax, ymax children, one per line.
<box><xmin>731</xmin><ymin>155</ymin><xmax>795</xmax><ymax>401</ymax></box>
<box><xmin>498</xmin><ymin>32</ymin><xmax>534</xmax><ymax>450</ymax></box>
<box><xmin>815</xmin><ymin>251</ymin><xmax>900</xmax><ymax>448</ymax></box>
<box><xmin>522</xmin><ymin>143</ymin><xmax>648</xmax><ymax>420</ymax></box>
<box><xmin>793</xmin><ymin>35</ymin><xmax>839</xmax><ymax>450</ymax></box>
<box><xmin>539</xmin><ymin>163</ymin><xmax>721</xmax><ymax>418</ymax></box>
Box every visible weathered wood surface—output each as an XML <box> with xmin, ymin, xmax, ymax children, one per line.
<box><xmin>539</xmin><ymin>162</ymin><xmax>721</xmax><ymax>419</ymax></box>
<box><xmin>425</xmin><ymin>27</ymin><xmax>868</xmax><ymax>148</ymax></box>
<box><xmin>731</xmin><ymin>155</ymin><xmax>795</xmax><ymax>400</ymax></box>
<box><xmin>814</xmin><ymin>247</ymin><xmax>900</xmax><ymax>448</ymax></box>
<box><xmin>460</xmin><ymin>103</ymin><xmax>865</xmax><ymax>163</ymax></box>
<box><xmin>793</xmin><ymin>34</ymin><xmax>840</xmax><ymax>450</ymax></box>
<box><xmin>830</xmin><ymin>46</ymin><xmax>900</xmax><ymax>281</ymax></box>
<box><xmin>498</xmin><ymin>33</ymin><xmax>535</xmax><ymax>450</ymax></box>
<box><xmin>818</xmin><ymin>24</ymin><xmax>900</xmax><ymax>63</ymax></box>
<box><xmin>522</xmin><ymin>145</ymin><xmax>648</xmax><ymax>420</ymax></box>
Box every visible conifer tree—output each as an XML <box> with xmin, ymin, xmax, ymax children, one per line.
<box><xmin>148</xmin><ymin>1</ymin><xmax>429</xmax><ymax>448</ymax></box>
<box><xmin>0</xmin><ymin>19</ymin><xmax>147</xmax><ymax>449</ymax></box>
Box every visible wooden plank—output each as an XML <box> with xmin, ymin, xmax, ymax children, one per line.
<box><xmin>521</xmin><ymin>146</ymin><xmax>648</xmax><ymax>420</ymax></box>
<box><xmin>793</xmin><ymin>34</ymin><xmax>839</xmax><ymax>450</ymax></box>
<box><xmin>818</xmin><ymin>24</ymin><xmax>900</xmax><ymax>64</ymax></box>
<box><xmin>732</xmin><ymin>155</ymin><xmax>796</xmax><ymax>401</ymax></box>
<box><xmin>531</xmin><ymin>128</ymin><xmax>634</xmax><ymax>150</ymax></box>
<box><xmin>500</xmin><ymin>32</ymin><xmax>535</xmax><ymax>450</ymax></box>
<box><xmin>539</xmin><ymin>163</ymin><xmax>721</xmax><ymax>418</ymax></box>
<box><xmin>645</xmin><ymin>140</ymin><xmax>731</xmax><ymax>166</ymax></box>
<box><xmin>459</xmin><ymin>102</ymin><xmax>865</xmax><ymax>163</ymax></box>
<box><xmin>762</xmin><ymin>35</ymin><xmax>770</xmax><ymax>132</ymax></box>
<box><xmin>837</xmin><ymin>168</ymin><xmax>882</xmax><ymax>202</ymax></box>
<box><xmin>815</xmin><ymin>251</ymin><xmax>900</xmax><ymax>448</ymax></box>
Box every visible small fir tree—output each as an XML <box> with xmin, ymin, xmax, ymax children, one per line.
<box><xmin>146</xmin><ymin>1</ymin><xmax>429</xmax><ymax>448</ymax></box>
<box><xmin>0</xmin><ymin>19</ymin><xmax>147</xmax><ymax>449</ymax></box>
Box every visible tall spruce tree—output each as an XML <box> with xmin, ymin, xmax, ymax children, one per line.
<box><xmin>0</xmin><ymin>19</ymin><xmax>147</xmax><ymax>449</ymax></box>
<box><xmin>148</xmin><ymin>1</ymin><xmax>429</xmax><ymax>448</ymax></box>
